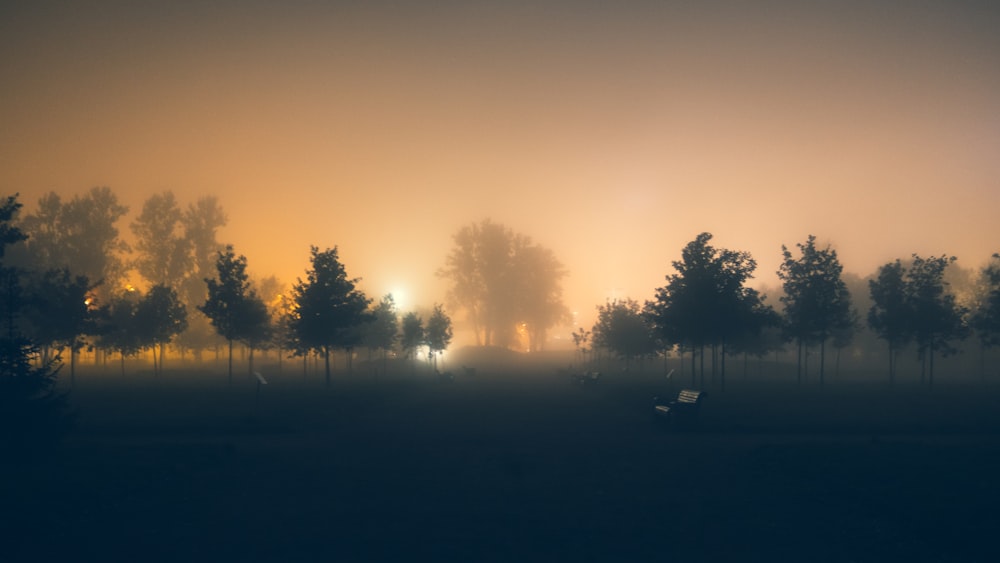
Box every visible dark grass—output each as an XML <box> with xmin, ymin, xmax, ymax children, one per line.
<box><xmin>3</xmin><ymin>357</ymin><xmax>1000</xmax><ymax>562</ymax></box>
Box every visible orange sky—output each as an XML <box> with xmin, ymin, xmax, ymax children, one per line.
<box><xmin>2</xmin><ymin>1</ymin><xmax>998</xmax><ymax>333</ymax></box>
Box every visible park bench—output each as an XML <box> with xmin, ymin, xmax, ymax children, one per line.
<box><xmin>571</xmin><ymin>371</ymin><xmax>601</xmax><ymax>385</ymax></box>
<box><xmin>437</xmin><ymin>370</ymin><xmax>454</xmax><ymax>382</ymax></box>
<box><xmin>653</xmin><ymin>389</ymin><xmax>706</xmax><ymax>428</ymax></box>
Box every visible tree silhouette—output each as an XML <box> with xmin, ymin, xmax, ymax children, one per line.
<box><xmin>868</xmin><ymin>259</ymin><xmax>912</xmax><ymax>385</ymax></box>
<box><xmin>425</xmin><ymin>303</ymin><xmax>453</xmax><ymax>371</ymax></box>
<box><xmin>200</xmin><ymin>245</ymin><xmax>268</xmax><ymax>383</ymax></box>
<box><xmin>971</xmin><ymin>254</ymin><xmax>1000</xmax><ymax>378</ymax></box>
<box><xmin>100</xmin><ymin>288</ymin><xmax>144</xmax><ymax>376</ymax></box>
<box><xmin>647</xmin><ymin>233</ymin><xmax>762</xmax><ymax>388</ymax></box>
<box><xmin>440</xmin><ymin>219</ymin><xmax>567</xmax><ymax>350</ymax></box>
<box><xmin>778</xmin><ymin>235</ymin><xmax>853</xmax><ymax>386</ymax></box>
<box><xmin>130</xmin><ymin>191</ymin><xmax>191</xmax><ymax>288</ymax></box>
<box><xmin>571</xmin><ymin>327</ymin><xmax>592</xmax><ymax>366</ymax></box>
<box><xmin>134</xmin><ymin>284</ymin><xmax>187</xmax><ymax>375</ymax></box>
<box><xmin>14</xmin><ymin>187</ymin><xmax>130</xmax><ymax>302</ymax></box>
<box><xmin>22</xmin><ymin>268</ymin><xmax>99</xmax><ymax>385</ymax></box>
<box><xmin>289</xmin><ymin>246</ymin><xmax>371</xmax><ymax>386</ymax></box>
<box><xmin>177</xmin><ymin>196</ymin><xmax>228</xmax><ymax>357</ymax></box>
<box><xmin>0</xmin><ymin>194</ymin><xmax>72</xmax><ymax>453</ymax></box>
<box><xmin>240</xmin><ymin>296</ymin><xmax>271</xmax><ymax>377</ymax></box>
<box><xmin>400</xmin><ymin>311</ymin><xmax>424</xmax><ymax>373</ymax></box>
<box><xmin>511</xmin><ymin>243</ymin><xmax>570</xmax><ymax>351</ymax></box>
<box><xmin>906</xmin><ymin>255</ymin><xmax>968</xmax><ymax>385</ymax></box>
<box><xmin>362</xmin><ymin>294</ymin><xmax>399</xmax><ymax>375</ymax></box>
<box><xmin>592</xmin><ymin>298</ymin><xmax>657</xmax><ymax>371</ymax></box>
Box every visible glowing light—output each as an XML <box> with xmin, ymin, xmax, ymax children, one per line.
<box><xmin>389</xmin><ymin>287</ymin><xmax>407</xmax><ymax>311</ymax></box>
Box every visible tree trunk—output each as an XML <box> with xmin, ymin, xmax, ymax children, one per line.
<box><xmin>928</xmin><ymin>345</ymin><xmax>935</xmax><ymax>387</ymax></box>
<box><xmin>698</xmin><ymin>345</ymin><xmax>705</xmax><ymax>389</ymax></box>
<box><xmin>888</xmin><ymin>343</ymin><xmax>895</xmax><ymax>387</ymax></box>
<box><xmin>819</xmin><ymin>339</ymin><xmax>826</xmax><ymax>388</ymax></box>
<box><xmin>690</xmin><ymin>348</ymin><xmax>696</xmax><ymax>387</ymax></box>
<box><xmin>720</xmin><ymin>342</ymin><xmax>726</xmax><ymax>392</ymax></box>
<box><xmin>324</xmin><ymin>345</ymin><xmax>331</xmax><ymax>386</ymax></box>
<box><xmin>70</xmin><ymin>345</ymin><xmax>77</xmax><ymax>386</ymax></box>
<box><xmin>227</xmin><ymin>339</ymin><xmax>234</xmax><ymax>384</ymax></box>
<box><xmin>796</xmin><ymin>339</ymin><xmax>802</xmax><ymax>385</ymax></box>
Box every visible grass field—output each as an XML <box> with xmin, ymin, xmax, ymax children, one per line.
<box><xmin>3</xmin><ymin>351</ymin><xmax>1000</xmax><ymax>562</ymax></box>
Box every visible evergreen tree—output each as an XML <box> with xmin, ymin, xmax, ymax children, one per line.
<box><xmin>0</xmin><ymin>194</ymin><xmax>72</xmax><ymax>453</ymax></box>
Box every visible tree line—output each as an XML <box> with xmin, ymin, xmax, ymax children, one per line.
<box><xmin>4</xmin><ymin>187</ymin><xmax>998</xmax><ymax>390</ymax></box>
<box><xmin>2</xmin><ymin>189</ymin><xmax>455</xmax><ymax>384</ymax></box>
<box><xmin>581</xmin><ymin>233</ymin><xmax>999</xmax><ymax>389</ymax></box>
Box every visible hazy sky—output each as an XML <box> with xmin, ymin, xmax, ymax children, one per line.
<box><xmin>2</xmin><ymin>0</ymin><xmax>998</xmax><ymax>329</ymax></box>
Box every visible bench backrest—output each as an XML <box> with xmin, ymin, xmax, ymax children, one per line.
<box><xmin>676</xmin><ymin>389</ymin><xmax>704</xmax><ymax>404</ymax></box>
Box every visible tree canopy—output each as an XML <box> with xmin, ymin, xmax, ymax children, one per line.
<box><xmin>647</xmin><ymin>232</ymin><xmax>767</xmax><ymax>385</ymax></box>
<box><xmin>290</xmin><ymin>246</ymin><xmax>371</xmax><ymax>385</ymax></box>
<box><xmin>778</xmin><ymin>235</ymin><xmax>854</xmax><ymax>384</ymax></box>
<box><xmin>200</xmin><ymin>245</ymin><xmax>270</xmax><ymax>382</ymax></box>
<box><xmin>439</xmin><ymin>219</ymin><xmax>568</xmax><ymax>351</ymax></box>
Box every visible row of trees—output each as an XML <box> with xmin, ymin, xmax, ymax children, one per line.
<box><xmin>5</xmin><ymin>190</ymin><xmax>455</xmax><ymax>383</ymax></box>
<box><xmin>582</xmin><ymin>233</ymin><xmax>998</xmax><ymax>388</ymax></box>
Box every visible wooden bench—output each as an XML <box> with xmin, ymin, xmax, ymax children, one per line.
<box><xmin>571</xmin><ymin>371</ymin><xmax>601</xmax><ymax>385</ymax></box>
<box><xmin>653</xmin><ymin>389</ymin><xmax>706</xmax><ymax>428</ymax></box>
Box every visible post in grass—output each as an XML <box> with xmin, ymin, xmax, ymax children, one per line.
<box><xmin>254</xmin><ymin>371</ymin><xmax>268</xmax><ymax>409</ymax></box>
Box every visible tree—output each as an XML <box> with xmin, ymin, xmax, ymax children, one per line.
<box><xmin>177</xmin><ymin>196</ymin><xmax>228</xmax><ymax>357</ymax></box>
<box><xmin>511</xmin><ymin>243</ymin><xmax>570</xmax><ymax>351</ymax></box>
<box><xmin>0</xmin><ymin>194</ymin><xmax>72</xmax><ymax>453</ymax></box>
<box><xmin>592</xmin><ymin>298</ymin><xmax>657</xmax><ymax>371</ymax></box>
<box><xmin>100</xmin><ymin>287</ymin><xmax>144</xmax><ymax>376</ymax></box>
<box><xmin>134</xmin><ymin>284</ymin><xmax>188</xmax><ymax>375</ymax></box>
<box><xmin>362</xmin><ymin>294</ymin><xmax>399</xmax><ymax>375</ymax></box>
<box><xmin>647</xmin><ymin>233</ymin><xmax>763</xmax><ymax>388</ymax></box>
<box><xmin>130</xmin><ymin>191</ymin><xmax>191</xmax><ymax>288</ymax></box>
<box><xmin>777</xmin><ymin>235</ymin><xmax>853</xmax><ymax>386</ymax></box>
<box><xmin>906</xmin><ymin>255</ymin><xmax>969</xmax><ymax>385</ymax></box>
<box><xmin>200</xmin><ymin>245</ymin><xmax>269</xmax><ymax>383</ymax></box>
<box><xmin>868</xmin><ymin>260</ymin><xmax>912</xmax><ymax>385</ymax></box>
<box><xmin>289</xmin><ymin>246</ymin><xmax>371</xmax><ymax>385</ymax></box>
<box><xmin>571</xmin><ymin>327</ymin><xmax>592</xmax><ymax>366</ymax></box>
<box><xmin>425</xmin><ymin>303</ymin><xmax>454</xmax><ymax>371</ymax></box>
<box><xmin>22</xmin><ymin>268</ymin><xmax>99</xmax><ymax>385</ymax></box>
<box><xmin>239</xmin><ymin>295</ymin><xmax>272</xmax><ymax>377</ymax></box>
<box><xmin>439</xmin><ymin>219</ymin><xmax>568</xmax><ymax>350</ymax></box>
<box><xmin>13</xmin><ymin>187</ymin><xmax>130</xmax><ymax>302</ymax></box>
<box><xmin>400</xmin><ymin>311</ymin><xmax>425</xmax><ymax>371</ymax></box>
<box><xmin>969</xmin><ymin>254</ymin><xmax>1000</xmax><ymax>379</ymax></box>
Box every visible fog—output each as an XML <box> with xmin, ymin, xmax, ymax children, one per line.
<box><xmin>2</xmin><ymin>0</ymin><xmax>999</xmax><ymax>332</ymax></box>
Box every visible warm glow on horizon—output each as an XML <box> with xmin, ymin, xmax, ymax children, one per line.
<box><xmin>2</xmin><ymin>1</ymin><xmax>998</xmax><ymax>336</ymax></box>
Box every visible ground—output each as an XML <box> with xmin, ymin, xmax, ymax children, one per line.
<box><xmin>3</xmin><ymin>352</ymin><xmax>999</xmax><ymax>562</ymax></box>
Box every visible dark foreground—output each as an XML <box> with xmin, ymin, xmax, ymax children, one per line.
<box><xmin>4</xmin><ymin>360</ymin><xmax>1000</xmax><ymax>563</ymax></box>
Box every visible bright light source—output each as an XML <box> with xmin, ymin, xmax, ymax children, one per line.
<box><xmin>389</xmin><ymin>287</ymin><xmax>407</xmax><ymax>310</ymax></box>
